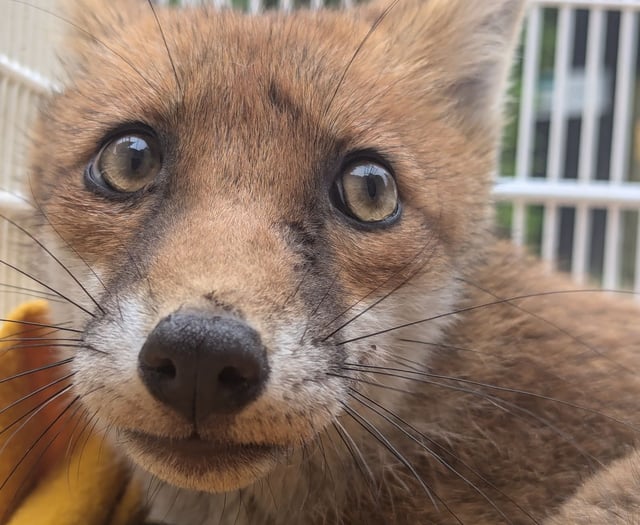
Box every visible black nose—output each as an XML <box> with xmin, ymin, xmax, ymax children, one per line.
<box><xmin>138</xmin><ymin>312</ymin><xmax>269</xmax><ymax>422</ymax></box>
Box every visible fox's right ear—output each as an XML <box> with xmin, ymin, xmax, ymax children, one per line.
<box><xmin>356</xmin><ymin>0</ymin><xmax>527</xmax><ymax>135</ymax></box>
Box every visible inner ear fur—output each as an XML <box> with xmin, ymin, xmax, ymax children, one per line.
<box><xmin>357</xmin><ymin>0</ymin><xmax>527</xmax><ymax>134</ymax></box>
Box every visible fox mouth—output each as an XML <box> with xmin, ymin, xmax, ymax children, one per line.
<box><xmin>126</xmin><ymin>429</ymin><xmax>280</xmax><ymax>461</ymax></box>
<box><xmin>124</xmin><ymin>430</ymin><xmax>281</xmax><ymax>489</ymax></box>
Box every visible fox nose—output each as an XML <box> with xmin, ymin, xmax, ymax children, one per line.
<box><xmin>138</xmin><ymin>312</ymin><xmax>269</xmax><ymax>422</ymax></box>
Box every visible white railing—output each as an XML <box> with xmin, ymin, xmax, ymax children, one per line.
<box><xmin>0</xmin><ymin>0</ymin><xmax>639</xmax><ymax>316</ymax></box>
<box><xmin>495</xmin><ymin>1</ymin><xmax>640</xmax><ymax>294</ymax></box>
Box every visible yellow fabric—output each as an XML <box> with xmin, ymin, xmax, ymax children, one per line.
<box><xmin>0</xmin><ymin>301</ymin><xmax>145</xmax><ymax>525</ymax></box>
<box><xmin>7</xmin><ymin>433</ymin><xmax>144</xmax><ymax>525</ymax></box>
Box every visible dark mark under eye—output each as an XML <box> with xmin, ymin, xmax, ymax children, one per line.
<box><xmin>283</xmin><ymin>220</ymin><xmax>318</xmax><ymax>266</ymax></box>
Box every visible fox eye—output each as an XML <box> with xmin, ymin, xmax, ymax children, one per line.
<box><xmin>88</xmin><ymin>132</ymin><xmax>162</xmax><ymax>194</ymax></box>
<box><xmin>333</xmin><ymin>160</ymin><xmax>399</xmax><ymax>224</ymax></box>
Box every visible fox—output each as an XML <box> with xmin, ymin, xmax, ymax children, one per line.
<box><xmin>2</xmin><ymin>0</ymin><xmax>640</xmax><ymax>523</ymax></box>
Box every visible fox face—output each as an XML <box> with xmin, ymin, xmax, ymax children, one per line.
<box><xmin>25</xmin><ymin>0</ymin><xmax>525</xmax><ymax>496</ymax></box>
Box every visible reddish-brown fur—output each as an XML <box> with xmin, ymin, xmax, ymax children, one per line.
<box><xmin>10</xmin><ymin>0</ymin><xmax>640</xmax><ymax>523</ymax></box>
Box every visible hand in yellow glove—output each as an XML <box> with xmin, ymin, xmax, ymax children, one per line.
<box><xmin>0</xmin><ymin>301</ymin><xmax>146</xmax><ymax>525</ymax></box>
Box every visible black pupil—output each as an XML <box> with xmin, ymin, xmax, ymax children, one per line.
<box><xmin>366</xmin><ymin>175</ymin><xmax>378</xmax><ymax>199</ymax></box>
<box><xmin>117</xmin><ymin>137</ymin><xmax>149</xmax><ymax>176</ymax></box>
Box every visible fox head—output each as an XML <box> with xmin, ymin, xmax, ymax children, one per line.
<box><xmin>28</xmin><ymin>0</ymin><xmax>525</xmax><ymax>493</ymax></box>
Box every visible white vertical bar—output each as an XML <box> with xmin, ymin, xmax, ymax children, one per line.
<box><xmin>546</xmin><ymin>7</ymin><xmax>574</xmax><ymax>182</ymax></box>
<box><xmin>574</xmin><ymin>9</ymin><xmax>604</xmax><ymax>286</ymax></box>
<box><xmin>516</xmin><ymin>6</ymin><xmax>543</xmax><ymax>181</ymax></box>
<box><xmin>634</xmin><ymin>212</ymin><xmax>640</xmax><ymax>297</ymax></box>
<box><xmin>279</xmin><ymin>0</ymin><xmax>294</xmax><ymax>12</ymax></box>
<box><xmin>512</xmin><ymin>201</ymin><xmax>527</xmax><ymax>246</ymax></box>
<box><xmin>541</xmin><ymin>204</ymin><xmax>559</xmax><ymax>267</ymax></box>
<box><xmin>340</xmin><ymin>0</ymin><xmax>353</xmax><ymax>8</ymax></box>
<box><xmin>577</xmin><ymin>8</ymin><xmax>605</xmax><ymax>183</ymax></box>
<box><xmin>610</xmin><ymin>9</ymin><xmax>638</xmax><ymax>184</ymax></box>
<box><xmin>249</xmin><ymin>0</ymin><xmax>263</xmax><ymax>14</ymax></box>
<box><xmin>603</xmin><ymin>206</ymin><xmax>621</xmax><ymax>288</ymax></box>
<box><xmin>213</xmin><ymin>0</ymin><xmax>232</xmax><ymax>9</ymax></box>
<box><xmin>571</xmin><ymin>204</ymin><xmax>590</xmax><ymax>284</ymax></box>
<box><xmin>311</xmin><ymin>0</ymin><xmax>324</xmax><ymax>11</ymax></box>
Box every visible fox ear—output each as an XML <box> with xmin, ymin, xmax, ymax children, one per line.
<box><xmin>359</xmin><ymin>0</ymin><xmax>527</xmax><ymax>132</ymax></box>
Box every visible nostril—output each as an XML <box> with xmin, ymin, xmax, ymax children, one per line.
<box><xmin>154</xmin><ymin>358</ymin><xmax>177</xmax><ymax>379</ymax></box>
<box><xmin>138</xmin><ymin>312</ymin><xmax>269</xmax><ymax>421</ymax></box>
<box><xmin>218</xmin><ymin>366</ymin><xmax>250</xmax><ymax>388</ymax></box>
<box><xmin>140</xmin><ymin>353</ymin><xmax>178</xmax><ymax>379</ymax></box>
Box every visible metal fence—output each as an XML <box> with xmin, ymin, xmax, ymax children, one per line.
<box><xmin>0</xmin><ymin>0</ymin><xmax>639</xmax><ymax>315</ymax></box>
<box><xmin>495</xmin><ymin>0</ymin><xmax>640</xmax><ymax>295</ymax></box>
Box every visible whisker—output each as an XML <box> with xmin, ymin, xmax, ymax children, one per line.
<box><xmin>397</xmin><ymin>338</ymin><xmax>490</xmax><ymax>356</ymax></box>
<box><xmin>300</xmin><ymin>275</ymin><xmax>339</xmax><ymax>343</ymax></box>
<box><xmin>10</xmin><ymin>0</ymin><xmax>162</xmax><ymax>93</ymax></box>
<box><xmin>28</xmin><ymin>181</ymin><xmax>110</xmax><ymax>298</ymax></box>
<box><xmin>331</xmin><ymin>419</ymin><xmax>376</xmax><ymax>489</ymax></box>
<box><xmin>341</xmin><ymin>404</ymin><xmax>440</xmax><ymax>513</ymax></box>
<box><xmin>0</xmin><ymin>318</ymin><xmax>82</xmax><ymax>334</ymax></box>
<box><xmin>66</xmin><ymin>403</ymin><xmax>102</xmax><ymax>479</ymax></box>
<box><xmin>458</xmin><ymin>277</ymin><xmax>633</xmax><ymax>374</ymax></box>
<box><xmin>0</xmin><ymin>357</ymin><xmax>74</xmax><ymax>385</ymax></box>
<box><xmin>64</xmin><ymin>405</ymin><xmax>92</xmax><ymax>469</ymax></box>
<box><xmin>343</xmin><ymin>363</ymin><xmax>639</xmax><ymax>432</ymax></box>
<box><xmin>349</xmin><ymin>388</ymin><xmax>539</xmax><ymax>524</ymax></box>
<box><xmin>0</xmin><ymin>324</ymin><xmax>68</xmax><ymax>343</ymax></box>
<box><xmin>0</xmin><ymin>212</ymin><xmax>105</xmax><ymax>315</ymax></box>
<box><xmin>0</xmin><ymin>383</ymin><xmax>73</xmax><ymax>444</ymax></box>
<box><xmin>281</xmin><ymin>266</ymin><xmax>311</xmax><ymax>310</ymax></box>
<box><xmin>0</xmin><ymin>283</ymin><xmax>62</xmax><ymax>299</ymax></box>
<box><xmin>336</xmin><ymin>368</ymin><xmax>602</xmax><ymax>468</ymax></box>
<box><xmin>336</xmin><ymin>289</ymin><xmax>636</xmax><ymax>345</ymax></box>
<box><xmin>12</xmin><ymin>399</ymin><xmax>84</xmax><ymax>505</ymax></box>
<box><xmin>146</xmin><ymin>0</ymin><xmax>182</xmax><ymax>94</ymax></box>
<box><xmin>0</xmin><ymin>373</ymin><xmax>75</xmax><ymax>416</ymax></box>
<box><xmin>0</xmin><ymin>337</ymin><xmax>82</xmax><ymax>343</ymax></box>
<box><xmin>323</xmin><ymin>0</ymin><xmax>400</xmax><ymax>117</ymax></box>
<box><xmin>320</xmin><ymin>236</ymin><xmax>435</xmax><ymax>335</ymax></box>
<box><xmin>9</xmin><ymin>427</ymin><xmax>64</xmax><ymax>510</ymax></box>
<box><xmin>0</xmin><ymin>258</ymin><xmax>95</xmax><ymax>318</ymax></box>
<box><xmin>0</xmin><ymin>394</ymin><xmax>79</xmax><ymax>492</ymax></box>
<box><xmin>0</xmin><ymin>290</ymin><xmax>67</xmax><ymax>302</ymax></box>
<box><xmin>322</xmin><ymin>238</ymin><xmax>436</xmax><ymax>341</ymax></box>
<box><xmin>0</xmin><ymin>343</ymin><xmax>85</xmax><ymax>356</ymax></box>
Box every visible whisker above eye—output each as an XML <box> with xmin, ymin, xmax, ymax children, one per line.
<box><xmin>145</xmin><ymin>0</ymin><xmax>182</xmax><ymax>95</ymax></box>
<box><xmin>323</xmin><ymin>0</ymin><xmax>401</xmax><ymax>118</ymax></box>
<box><xmin>9</xmin><ymin>0</ymin><xmax>162</xmax><ymax>94</ymax></box>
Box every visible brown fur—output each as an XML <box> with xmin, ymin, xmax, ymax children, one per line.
<box><xmin>11</xmin><ymin>0</ymin><xmax>640</xmax><ymax>523</ymax></box>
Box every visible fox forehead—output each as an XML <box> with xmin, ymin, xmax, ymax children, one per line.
<box><xmin>40</xmin><ymin>11</ymin><xmax>402</xmax><ymax>211</ymax></box>
<box><xmin>29</xmin><ymin>0</ymin><xmax>522</xmax><ymax>305</ymax></box>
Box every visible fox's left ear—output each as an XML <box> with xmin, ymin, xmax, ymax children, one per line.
<box><xmin>359</xmin><ymin>0</ymin><xmax>527</xmax><ymax>132</ymax></box>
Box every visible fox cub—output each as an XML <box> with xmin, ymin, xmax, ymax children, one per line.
<box><xmin>6</xmin><ymin>0</ymin><xmax>640</xmax><ymax>523</ymax></box>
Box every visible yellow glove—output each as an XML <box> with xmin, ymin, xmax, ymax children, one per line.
<box><xmin>0</xmin><ymin>301</ymin><xmax>146</xmax><ymax>525</ymax></box>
